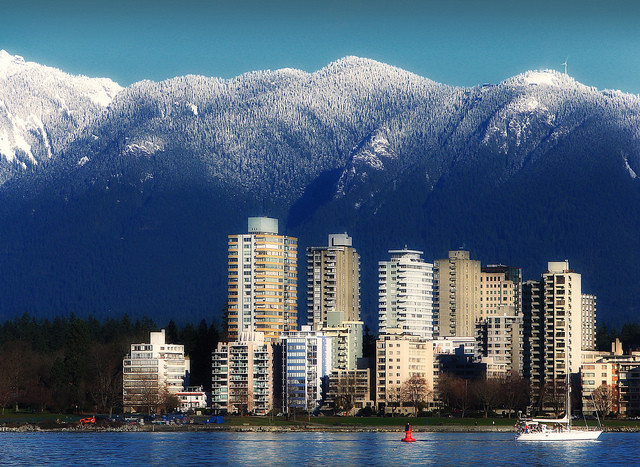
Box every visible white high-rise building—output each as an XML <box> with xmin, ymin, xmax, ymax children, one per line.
<box><xmin>123</xmin><ymin>329</ymin><xmax>189</xmax><ymax>413</ymax></box>
<box><xmin>227</xmin><ymin>217</ymin><xmax>298</xmax><ymax>342</ymax></box>
<box><xmin>378</xmin><ymin>248</ymin><xmax>434</xmax><ymax>339</ymax></box>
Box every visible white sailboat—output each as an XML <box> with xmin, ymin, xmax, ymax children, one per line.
<box><xmin>515</xmin><ymin>376</ymin><xmax>602</xmax><ymax>441</ymax></box>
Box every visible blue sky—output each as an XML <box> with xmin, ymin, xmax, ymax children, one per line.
<box><xmin>3</xmin><ymin>0</ymin><xmax>640</xmax><ymax>94</ymax></box>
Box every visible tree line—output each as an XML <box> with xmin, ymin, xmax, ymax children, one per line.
<box><xmin>595</xmin><ymin>322</ymin><xmax>640</xmax><ymax>352</ymax></box>
<box><xmin>0</xmin><ymin>313</ymin><xmax>221</xmax><ymax>415</ymax></box>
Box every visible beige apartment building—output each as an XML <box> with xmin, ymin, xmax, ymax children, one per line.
<box><xmin>326</xmin><ymin>368</ymin><xmax>373</xmax><ymax>415</ymax></box>
<box><xmin>375</xmin><ymin>330</ymin><xmax>435</xmax><ymax>414</ymax></box>
<box><xmin>475</xmin><ymin>315</ymin><xmax>523</xmax><ymax>378</ymax></box>
<box><xmin>211</xmin><ymin>331</ymin><xmax>273</xmax><ymax>415</ymax></box>
<box><xmin>307</xmin><ymin>233</ymin><xmax>360</xmax><ymax>329</ymax></box>
<box><xmin>479</xmin><ymin>267</ymin><xmax>518</xmax><ymax>318</ymax></box>
<box><xmin>523</xmin><ymin>261</ymin><xmax>584</xmax><ymax>409</ymax></box>
<box><xmin>434</xmin><ymin>250</ymin><xmax>481</xmax><ymax>337</ymax></box>
<box><xmin>321</xmin><ymin>314</ymin><xmax>363</xmax><ymax>371</ymax></box>
<box><xmin>476</xmin><ymin>265</ymin><xmax>523</xmax><ymax>378</ymax></box>
<box><xmin>581</xmin><ymin>339</ymin><xmax>640</xmax><ymax>417</ymax></box>
<box><xmin>227</xmin><ymin>217</ymin><xmax>297</xmax><ymax>342</ymax></box>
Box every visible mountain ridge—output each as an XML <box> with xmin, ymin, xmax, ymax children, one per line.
<box><xmin>1</xmin><ymin>52</ymin><xmax>640</xmax><ymax>328</ymax></box>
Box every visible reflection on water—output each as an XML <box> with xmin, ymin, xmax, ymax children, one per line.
<box><xmin>0</xmin><ymin>431</ymin><xmax>638</xmax><ymax>466</ymax></box>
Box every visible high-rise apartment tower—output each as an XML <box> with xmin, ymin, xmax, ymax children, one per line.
<box><xmin>227</xmin><ymin>217</ymin><xmax>297</xmax><ymax>342</ymax></box>
<box><xmin>523</xmin><ymin>260</ymin><xmax>584</xmax><ymax>409</ymax></box>
<box><xmin>306</xmin><ymin>233</ymin><xmax>360</xmax><ymax>330</ymax></box>
<box><xmin>378</xmin><ymin>248</ymin><xmax>434</xmax><ymax>339</ymax></box>
<box><xmin>433</xmin><ymin>250</ymin><xmax>481</xmax><ymax>337</ymax></box>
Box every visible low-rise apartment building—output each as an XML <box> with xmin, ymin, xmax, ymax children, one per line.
<box><xmin>211</xmin><ymin>331</ymin><xmax>273</xmax><ymax>415</ymax></box>
<box><xmin>123</xmin><ymin>329</ymin><xmax>189</xmax><ymax>413</ymax></box>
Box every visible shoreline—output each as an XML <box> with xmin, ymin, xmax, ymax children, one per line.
<box><xmin>2</xmin><ymin>424</ymin><xmax>637</xmax><ymax>433</ymax></box>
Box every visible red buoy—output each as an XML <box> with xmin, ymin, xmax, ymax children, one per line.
<box><xmin>402</xmin><ymin>423</ymin><xmax>416</xmax><ymax>442</ymax></box>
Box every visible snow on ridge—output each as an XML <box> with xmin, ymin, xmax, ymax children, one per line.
<box><xmin>0</xmin><ymin>49</ymin><xmax>29</xmax><ymax>79</ymax></box>
<box><xmin>507</xmin><ymin>95</ymin><xmax>548</xmax><ymax>114</ymax></box>
<box><xmin>502</xmin><ymin>69</ymin><xmax>575</xmax><ymax>89</ymax></box>
<box><xmin>351</xmin><ymin>131</ymin><xmax>397</xmax><ymax>171</ymax></box>
<box><xmin>624</xmin><ymin>156</ymin><xmax>637</xmax><ymax>179</ymax></box>
<box><xmin>0</xmin><ymin>112</ymin><xmax>43</xmax><ymax>165</ymax></box>
<box><xmin>0</xmin><ymin>130</ymin><xmax>15</xmax><ymax>162</ymax></box>
<box><xmin>1</xmin><ymin>50</ymin><xmax>122</xmax><ymax>105</ymax></box>
<box><xmin>315</xmin><ymin>56</ymin><xmax>434</xmax><ymax>84</ymax></box>
<box><xmin>85</xmin><ymin>83</ymin><xmax>122</xmax><ymax>107</ymax></box>
<box><xmin>523</xmin><ymin>70</ymin><xmax>560</xmax><ymax>86</ymax></box>
<box><xmin>353</xmin><ymin>151</ymin><xmax>384</xmax><ymax>170</ymax></box>
<box><xmin>371</xmin><ymin>133</ymin><xmax>397</xmax><ymax>159</ymax></box>
<box><xmin>123</xmin><ymin>139</ymin><xmax>164</xmax><ymax>156</ymax></box>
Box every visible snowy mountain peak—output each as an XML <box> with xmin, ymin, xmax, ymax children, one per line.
<box><xmin>321</xmin><ymin>56</ymin><xmax>422</xmax><ymax>79</ymax></box>
<box><xmin>0</xmin><ymin>51</ymin><xmax>122</xmax><ymax>173</ymax></box>
<box><xmin>505</xmin><ymin>69</ymin><xmax>577</xmax><ymax>88</ymax></box>
<box><xmin>0</xmin><ymin>49</ymin><xmax>28</xmax><ymax>78</ymax></box>
<box><xmin>0</xmin><ymin>49</ymin><xmax>24</xmax><ymax>63</ymax></box>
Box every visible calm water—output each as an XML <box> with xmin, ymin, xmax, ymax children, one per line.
<box><xmin>1</xmin><ymin>431</ymin><xmax>638</xmax><ymax>466</ymax></box>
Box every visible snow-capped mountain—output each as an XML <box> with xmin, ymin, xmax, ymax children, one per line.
<box><xmin>1</xmin><ymin>54</ymin><xmax>640</xmax><ymax>328</ymax></box>
<box><xmin>0</xmin><ymin>50</ymin><xmax>121</xmax><ymax>182</ymax></box>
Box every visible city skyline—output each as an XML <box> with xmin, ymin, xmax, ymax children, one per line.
<box><xmin>3</xmin><ymin>1</ymin><xmax>640</xmax><ymax>94</ymax></box>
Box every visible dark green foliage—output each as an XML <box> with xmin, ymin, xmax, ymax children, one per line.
<box><xmin>362</xmin><ymin>326</ymin><xmax>376</xmax><ymax>359</ymax></box>
<box><xmin>597</xmin><ymin>322</ymin><xmax>640</xmax><ymax>352</ymax></box>
<box><xmin>0</xmin><ymin>314</ymin><xmax>220</xmax><ymax>413</ymax></box>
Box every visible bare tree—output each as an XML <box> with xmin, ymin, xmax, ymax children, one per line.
<box><xmin>332</xmin><ymin>372</ymin><xmax>357</xmax><ymax>416</ymax></box>
<box><xmin>501</xmin><ymin>372</ymin><xmax>529</xmax><ymax>419</ymax></box>
<box><xmin>285</xmin><ymin>377</ymin><xmax>304</xmax><ymax>420</ymax></box>
<box><xmin>436</xmin><ymin>374</ymin><xmax>454</xmax><ymax>410</ymax></box>
<box><xmin>158</xmin><ymin>385</ymin><xmax>180</xmax><ymax>414</ymax></box>
<box><xmin>592</xmin><ymin>384</ymin><xmax>614</xmax><ymax>419</ymax></box>
<box><xmin>473</xmin><ymin>378</ymin><xmax>501</xmax><ymax>418</ymax></box>
<box><xmin>89</xmin><ymin>343</ymin><xmax>123</xmax><ymax>417</ymax></box>
<box><xmin>0</xmin><ymin>366</ymin><xmax>13</xmax><ymax>415</ymax></box>
<box><xmin>400</xmin><ymin>375</ymin><xmax>431</xmax><ymax>416</ymax></box>
<box><xmin>544</xmin><ymin>378</ymin><xmax>567</xmax><ymax>418</ymax></box>
<box><xmin>438</xmin><ymin>375</ymin><xmax>472</xmax><ymax>418</ymax></box>
<box><xmin>138</xmin><ymin>377</ymin><xmax>160</xmax><ymax>414</ymax></box>
<box><xmin>0</xmin><ymin>341</ymin><xmax>30</xmax><ymax>412</ymax></box>
<box><xmin>231</xmin><ymin>384</ymin><xmax>250</xmax><ymax>415</ymax></box>
<box><xmin>384</xmin><ymin>385</ymin><xmax>402</xmax><ymax>416</ymax></box>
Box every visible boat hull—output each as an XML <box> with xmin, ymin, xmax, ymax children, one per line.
<box><xmin>516</xmin><ymin>430</ymin><xmax>602</xmax><ymax>441</ymax></box>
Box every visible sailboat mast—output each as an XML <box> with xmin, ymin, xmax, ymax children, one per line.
<box><xmin>567</xmin><ymin>373</ymin><xmax>571</xmax><ymax>430</ymax></box>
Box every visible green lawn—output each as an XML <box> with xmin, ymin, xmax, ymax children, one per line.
<box><xmin>3</xmin><ymin>412</ymin><xmax>639</xmax><ymax>430</ymax></box>
<box><xmin>200</xmin><ymin>415</ymin><xmax>520</xmax><ymax>427</ymax></box>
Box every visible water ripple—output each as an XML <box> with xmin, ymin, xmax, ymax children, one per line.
<box><xmin>0</xmin><ymin>431</ymin><xmax>637</xmax><ymax>466</ymax></box>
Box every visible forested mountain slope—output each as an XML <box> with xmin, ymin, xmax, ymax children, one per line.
<box><xmin>1</xmin><ymin>53</ymin><xmax>639</xmax><ymax>327</ymax></box>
